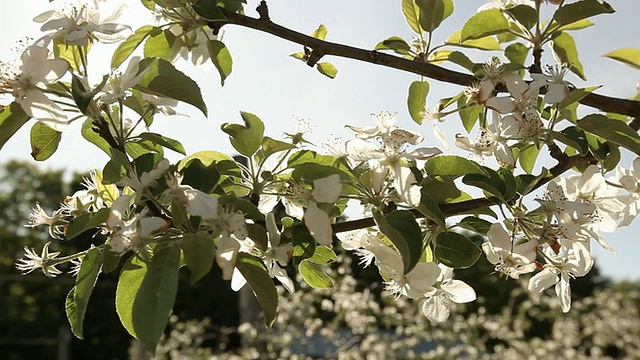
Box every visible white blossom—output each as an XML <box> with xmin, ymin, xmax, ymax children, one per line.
<box><xmin>483</xmin><ymin>223</ymin><xmax>538</xmax><ymax>279</ymax></box>
<box><xmin>421</xmin><ymin>264</ymin><xmax>476</xmax><ymax>323</ymax></box>
<box><xmin>0</xmin><ymin>44</ymin><xmax>70</xmax><ymax>130</ymax></box>
<box><xmin>16</xmin><ymin>241</ymin><xmax>62</xmax><ymax>277</ymax></box>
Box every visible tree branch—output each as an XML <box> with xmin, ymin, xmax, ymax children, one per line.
<box><xmin>214</xmin><ymin>10</ymin><xmax>640</xmax><ymax>118</ymax></box>
<box><xmin>211</xmin><ymin>9</ymin><xmax>640</xmax><ymax>234</ymax></box>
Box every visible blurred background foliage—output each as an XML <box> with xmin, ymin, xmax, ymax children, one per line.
<box><xmin>0</xmin><ymin>160</ymin><xmax>638</xmax><ymax>360</ymax></box>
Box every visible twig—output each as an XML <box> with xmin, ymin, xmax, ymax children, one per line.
<box><xmin>213</xmin><ymin>10</ymin><xmax>640</xmax><ymax>118</ymax></box>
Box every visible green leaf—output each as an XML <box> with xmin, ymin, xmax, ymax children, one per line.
<box><xmin>311</xmin><ymin>24</ymin><xmax>328</xmax><ymax>40</ymax></box>
<box><xmin>308</xmin><ymin>245</ymin><xmax>338</xmax><ymax>264</ymax></box>
<box><xmin>181</xmin><ymin>158</ymin><xmax>221</xmax><ymax>193</ymax></box>
<box><xmin>434</xmin><ymin>232</ymin><xmax>481</xmax><ymax>268</ymax></box>
<box><xmin>66</xmin><ymin>208</ymin><xmax>110</xmax><ymax>240</ymax></box>
<box><xmin>103</xmin><ymin>149</ymin><xmax>129</xmax><ymax>184</ymax></box>
<box><xmin>292</xmin><ymin>225</ymin><xmax>316</xmax><ymax>263</ymax></box>
<box><xmin>457</xmin><ymin>217</ymin><xmax>492</xmax><ymax>235</ymax></box>
<box><xmin>552</xmin><ymin>126</ymin><xmax>589</xmax><ymax>155</ymax></box>
<box><xmin>373</xmin><ymin>209</ymin><xmax>423</xmax><ymax>274</ymax></box>
<box><xmin>247</xmin><ymin>223</ymin><xmax>268</xmax><ymax>252</ymax></box>
<box><xmin>555</xmin><ymin>18</ymin><xmax>594</xmax><ymax>32</ymax></box>
<box><xmin>235</xmin><ymin>253</ymin><xmax>279</xmax><ymax>327</ymax></box>
<box><xmin>553</xmin><ymin>0</ymin><xmax>614</xmax><ymax>27</ymax></box>
<box><xmin>30</xmin><ymin>122</ymin><xmax>61</xmax><ymax>161</ymax></box>
<box><xmin>143</xmin><ymin>29</ymin><xmax>177</xmax><ymax>61</ymax></box>
<box><xmin>66</xmin><ymin>247</ymin><xmax>103</xmax><ymax>339</ymax></box>
<box><xmin>407</xmin><ymin>80</ymin><xmax>430</xmax><ymax>124</ymax></box>
<box><xmin>424</xmin><ymin>155</ymin><xmax>487</xmax><ymax>177</ymax></box>
<box><xmin>445</xmin><ymin>31</ymin><xmax>502</xmax><ymax>51</ymax></box>
<box><xmin>415</xmin><ymin>0</ymin><xmax>454</xmax><ymax>33</ymax></box>
<box><xmin>551</xmin><ymin>31</ymin><xmax>586</xmax><ymax>80</ymax></box>
<box><xmin>428</xmin><ymin>50</ymin><xmax>475</xmax><ymax>72</ymax></box>
<box><xmin>458</xmin><ymin>99</ymin><xmax>482</xmax><ymax>133</ymax></box>
<box><xmin>374</xmin><ymin>36</ymin><xmax>411</xmax><ymax>55</ymax></box>
<box><xmin>579</xmin><ymin>114</ymin><xmax>640</xmax><ymax>155</ymax></box>
<box><xmin>260</xmin><ymin>136</ymin><xmax>297</xmax><ymax>159</ymax></box>
<box><xmin>316</xmin><ymin>62</ymin><xmax>338</xmax><ymax>79</ymax></box>
<box><xmin>221</xmin><ymin>111</ymin><xmax>265</xmax><ymax>157</ymax></box>
<box><xmin>497</xmin><ymin>167</ymin><xmax>517</xmax><ymax>202</ymax></box>
<box><xmin>558</xmin><ymin>86</ymin><xmax>600</xmax><ymax>110</ymax></box>
<box><xmin>137</xmin><ymin>57</ymin><xmax>207</xmax><ymax>116</ymax></box>
<box><xmin>112</xmin><ymin>25</ymin><xmax>159</xmax><ymax>68</ymax></box>
<box><xmin>421</xmin><ymin>176</ymin><xmax>463</xmax><ymax>204</ymax></box>
<box><xmin>461</xmin><ymin>9</ymin><xmax>510</xmax><ymax>41</ymax></box>
<box><xmin>462</xmin><ymin>168</ymin><xmax>506</xmax><ymax>199</ymax></box>
<box><xmin>138</xmin><ymin>132</ymin><xmax>186</xmax><ymax>154</ymax></box>
<box><xmin>181</xmin><ymin>232</ymin><xmax>215</xmax><ymax>285</ymax></box>
<box><xmin>102</xmin><ymin>248</ymin><xmax>123</xmax><ymax>273</ymax></box>
<box><xmin>505</xmin><ymin>4</ymin><xmax>538</xmax><ymax>30</ymax></box>
<box><xmin>402</xmin><ymin>0</ymin><xmax>423</xmax><ymax>34</ymax></box>
<box><xmin>517</xmin><ymin>144</ymin><xmax>540</xmax><ymax>174</ymax></box>
<box><xmin>190</xmin><ymin>0</ymin><xmax>226</xmax><ymax>20</ymax></box>
<box><xmin>603</xmin><ymin>48</ymin><xmax>640</xmax><ymax>71</ymax></box>
<box><xmin>418</xmin><ymin>191</ymin><xmax>445</xmax><ymax>228</ymax></box>
<box><xmin>0</xmin><ymin>102</ymin><xmax>30</xmax><ymax>151</ymax></box>
<box><xmin>177</xmin><ymin>150</ymin><xmax>235</xmax><ymax>170</ymax></box>
<box><xmin>81</xmin><ymin>118</ymin><xmax>111</xmax><ymax>155</ymax></box>
<box><xmin>291</xmin><ymin>163</ymin><xmax>349</xmax><ymax>183</ymax></box>
<box><xmin>504</xmin><ymin>43</ymin><xmax>530</xmax><ymax>67</ymax></box>
<box><xmin>299</xmin><ymin>259</ymin><xmax>333</xmax><ymax>288</ymax></box>
<box><xmin>208</xmin><ymin>40</ymin><xmax>233</xmax><ymax>85</ymax></box>
<box><xmin>116</xmin><ymin>247</ymin><xmax>180</xmax><ymax>352</ymax></box>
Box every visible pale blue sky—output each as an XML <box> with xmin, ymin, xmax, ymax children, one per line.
<box><xmin>1</xmin><ymin>0</ymin><xmax>639</xmax><ymax>279</ymax></box>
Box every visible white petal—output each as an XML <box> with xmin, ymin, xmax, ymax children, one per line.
<box><xmin>345</xmin><ymin>138</ymin><xmax>384</xmax><ymax>161</ymax></box>
<box><xmin>304</xmin><ymin>201</ymin><xmax>333</xmax><ymax>245</ymax></box>
<box><xmin>392</xmin><ymin>164</ymin><xmax>421</xmax><ymax>207</ymax></box>
<box><xmin>527</xmin><ymin>268</ymin><xmax>558</xmax><ymax>293</ymax></box>
<box><xmin>266</xmin><ymin>213</ymin><xmax>281</xmax><ymax>248</ymax></box>
<box><xmin>312</xmin><ymin>174</ymin><xmax>342</xmax><ymax>203</ymax></box>
<box><xmin>443</xmin><ymin>280</ymin><xmax>476</xmax><ymax>303</ymax></box>
<box><xmin>421</xmin><ymin>296</ymin><xmax>451</xmax><ymax>323</ymax></box>
<box><xmin>485</xmin><ymin>96</ymin><xmax>516</xmax><ymax>114</ymax></box>
<box><xmin>185</xmin><ymin>189</ymin><xmax>219</xmax><ymax>221</ymax></box>
<box><xmin>556</xmin><ymin>274</ymin><xmax>572</xmax><ymax>313</ymax></box>
<box><xmin>404</xmin><ymin>147</ymin><xmax>443</xmax><ymax>160</ymax></box>
<box><xmin>19</xmin><ymin>90</ymin><xmax>69</xmax><ymax>131</ymax></box>
<box><xmin>230</xmin><ymin>268</ymin><xmax>247</xmax><ymax>291</ymax></box>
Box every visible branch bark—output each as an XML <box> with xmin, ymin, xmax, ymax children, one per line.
<box><xmin>214</xmin><ymin>10</ymin><xmax>640</xmax><ymax>118</ymax></box>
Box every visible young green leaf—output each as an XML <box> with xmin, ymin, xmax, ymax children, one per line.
<box><xmin>181</xmin><ymin>232</ymin><xmax>215</xmax><ymax>285</ymax></box>
<box><xmin>112</xmin><ymin>25</ymin><xmax>160</xmax><ymax>68</ymax></box>
<box><xmin>221</xmin><ymin>111</ymin><xmax>265</xmax><ymax>157</ymax></box>
<box><xmin>407</xmin><ymin>80</ymin><xmax>430</xmax><ymax>124</ymax></box>
<box><xmin>551</xmin><ymin>32</ymin><xmax>586</xmax><ymax>80</ymax></box>
<box><xmin>461</xmin><ymin>9</ymin><xmax>509</xmax><ymax>41</ymax></box>
<box><xmin>603</xmin><ymin>48</ymin><xmax>640</xmax><ymax>71</ymax></box>
<box><xmin>553</xmin><ymin>0</ymin><xmax>614</xmax><ymax>27</ymax></box>
<box><xmin>311</xmin><ymin>24</ymin><xmax>328</xmax><ymax>40</ymax></box>
<box><xmin>445</xmin><ymin>31</ymin><xmax>502</xmax><ymax>51</ymax></box>
<box><xmin>316</xmin><ymin>62</ymin><xmax>338</xmax><ymax>79</ymax></box>
<box><xmin>30</xmin><ymin>122</ymin><xmax>61</xmax><ymax>161</ymax></box>
<box><xmin>138</xmin><ymin>132</ymin><xmax>186</xmax><ymax>155</ymax></box>
<box><xmin>235</xmin><ymin>253</ymin><xmax>279</xmax><ymax>327</ymax></box>
<box><xmin>424</xmin><ymin>155</ymin><xmax>487</xmax><ymax>177</ymax></box>
<box><xmin>415</xmin><ymin>0</ymin><xmax>454</xmax><ymax>33</ymax></box>
<box><xmin>208</xmin><ymin>40</ymin><xmax>233</xmax><ymax>85</ymax></box>
<box><xmin>579</xmin><ymin>114</ymin><xmax>640</xmax><ymax>155</ymax></box>
<box><xmin>0</xmin><ymin>102</ymin><xmax>30</xmax><ymax>151</ymax></box>
<box><xmin>374</xmin><ymin>36</ymin><xmax>412</xmax><ymax>55</ymax></box>
<box><xmin>373</xmin><ymin>209</ymin><xmax>423</xmax><ymax>274</ymax></box>
<box><xmin>434</xmin><ymin>232</ymin><xmax>481</xmax><ymax>268</ymax></box>
<box><xmin>66</xmin><ymin>208</ymin><xmax>111</xmax><ymax>240</ymax></box>
<box><xmin>143</xmin><ymin>29</ymin><xmax>177</xmax><ymax>61</ymax></box>
<box><xmin>117</xmin><ymin>246</ymin><xmax>181</xmax><ymax>352</ymax></box>
<box><xmin>402</xmin><ymin>0</ymin><xmax>423</xmax><ymax>34</ymax></box>
<box><xmin>137</xmin><ymin>57</ymin><xmax>208</xmax><ymax>116</ymax></box>
<box><xmin>65</xmin><ymin>247</ymin><xmax>103</xmax><ymax>339</ymax></box>
<box><xmin>299</xmin><ymin>259</ymin><xmax>333</xmax><ymax>288</ymax></box>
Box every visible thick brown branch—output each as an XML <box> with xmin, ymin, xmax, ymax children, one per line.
<box><xmin>214</xmin><ymin>10</ymin><xmax>640</xmax><ymax>118</ymax></box>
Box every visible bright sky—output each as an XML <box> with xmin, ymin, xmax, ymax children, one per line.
<box><xmin>1</xmin><ymin>0</ymin><xmax>639</xmax><ymax>280</ymax></box>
